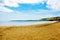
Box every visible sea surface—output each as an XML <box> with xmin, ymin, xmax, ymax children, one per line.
<box><xmin>0</xmin><ymin>21</ymin><xmax>56</xmax><ymax>26</ymax></box>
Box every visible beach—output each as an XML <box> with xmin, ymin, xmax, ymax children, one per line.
<box><xmin>0</xmin><ymin>22</ymin><xmax>60</xmax><ymax>40</ymax></box>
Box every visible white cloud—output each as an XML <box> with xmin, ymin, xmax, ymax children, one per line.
<box><xmin>0</xmin><ymin>0</ymin><xmax>14</xmax><ymax>12</ymax></box>
<box><xmin>0</xmin><ymin>0</ymin><xmax>60</xmax><ymax>12</ymax></box>
<box><xmin>3</xmin><ymin>0</ymin><xmax>45</xmax><ymax>7</ymax></box>
<box><xmin>0</xmin><ymin>0</ymin><xmax>46</xmax><ymax>12</ymax></box>
<box><xmin>0</xmin><ymin>10</ymin><xmax>60</xmax><ymax>21</ymax></box>
<box><xmin>0</xmin><ymin>7</ymin><xmax>14</xmax><ymax>12</ymax></box>
<box><xmin>0</xmin><ymin>11</ymin><xmax>42</xmax><ymax>21</ymax></box>
<box><xmin>3</xmin><ymin>0</ymin><xmax>60</xmax><ymax>10</ymax></box>
<box><xmin>19</xmin><ymin>0</ymin><xmax>44</xmax><ymax>4</ymax></box>
<box><xmin>0</xmin><ymin>3</ymin><xmax>5</xmax><ymax>6</ymax></box>
<box><xmin>47</xmin><ymin>0</ymin><xmax>60</xmax><ymax>10</ymax></box>
<box><xmin>3</xmin><ymin>0</ymin><xmax>19</xmax><ymax>7</ymax></box>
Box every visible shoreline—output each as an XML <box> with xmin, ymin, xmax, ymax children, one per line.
<box><xmin>0</xmin><ymin>21</ymin><xmax>57</xmax><ymax>27</ymax></box>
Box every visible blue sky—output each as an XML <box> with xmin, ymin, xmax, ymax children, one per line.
<box><xmin>0</xmin><ymin>0</ymin><xmax>60</xmax><ymax>21</ymax></box>
<box><xmin>5</xmin><ymin>3</ymin><xmax>49</xmax><ymax>11</ymax></box>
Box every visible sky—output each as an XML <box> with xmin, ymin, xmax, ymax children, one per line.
<box><xmin>0</xmin><ymin>0</ymin><xmax>60</xmax><ymax>21</ymax></box>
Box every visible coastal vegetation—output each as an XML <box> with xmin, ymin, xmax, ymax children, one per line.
<box><xmin>40</xmin><ymin>16</ymin><xmax>60</xmax><ymax>21</ymax></box>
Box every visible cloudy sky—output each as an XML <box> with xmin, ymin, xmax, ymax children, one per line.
<box><xmin>0</xmin><ymin>0</ymin><xmax>60</xmax><ymax>21</ymax></box>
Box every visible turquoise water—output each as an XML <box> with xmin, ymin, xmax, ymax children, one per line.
<box><xmin>0</xmin><ymin>21</ymin><xmax>56</xmax><ymax>26</ymax></box>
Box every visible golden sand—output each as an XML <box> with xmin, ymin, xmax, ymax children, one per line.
<box><xmin>0</xmin><ymin>22</ymin><xmax>60</xmax><ymax>40</ymax></box>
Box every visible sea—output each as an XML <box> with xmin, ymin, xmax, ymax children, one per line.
<box><xmin>0</xmin><ymin>20</ymin><xmax>56</xmax><ymax>26</ymax></box>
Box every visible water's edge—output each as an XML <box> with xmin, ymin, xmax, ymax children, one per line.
<box><xmin>0</xmin><ymin>21</ymin><xmax>56</xmax><ymax>26</ymax></box>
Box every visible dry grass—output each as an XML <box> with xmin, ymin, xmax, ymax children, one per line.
<box><xmin>0</xmin><ymin>22</ymin><xmax>60</xmax><ymax>40</ymax></box>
